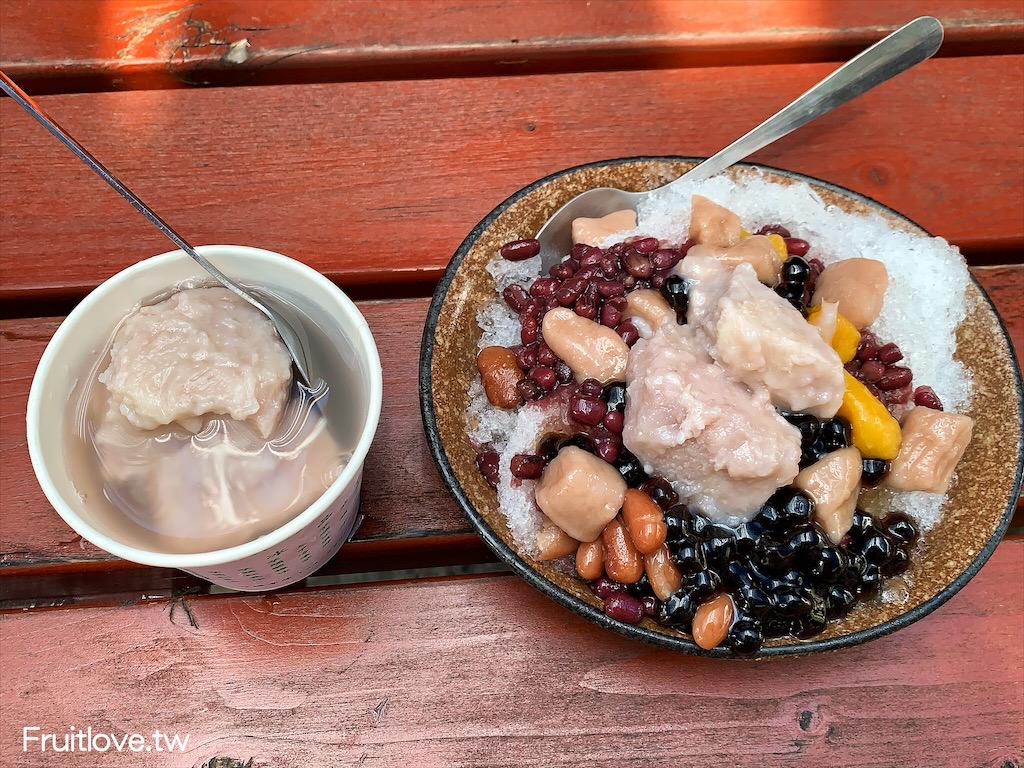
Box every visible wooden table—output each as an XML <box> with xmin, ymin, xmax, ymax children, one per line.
<box><xmin>2</xmin><ymin>2</ymin><xmax>1022</xmax><ymax>765</ymax></box>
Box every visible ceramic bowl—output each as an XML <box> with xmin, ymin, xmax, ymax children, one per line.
<box><xmin>420</xmin><ymin>157</ymin><xmax>1023</xmax><ymax>657</ymax></box>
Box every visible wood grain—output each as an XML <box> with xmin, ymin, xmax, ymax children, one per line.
<box><xmin>1</xmin><ymin>268</ymin><xmax>1020</xmax><ymax>601</ymax></box>
<box><xmin>1</xmin><ymin>540</ymin><xmax>1021</xmax><ymax>767</ymax></box>
<box><xmin>1</xmin><ymin>55</ymin><xmax>1022</xmax><ymax>306</ymax></box>
<box><xmin>1</xmin><ymin>0</ymin><xmax>1022</xmax><ymax>92</ymax></box>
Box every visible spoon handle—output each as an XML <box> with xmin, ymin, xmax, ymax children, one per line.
<box><xmin>673</xmin><ymin>16</ymin><xmax>944</xmax><ymax>187</ymax></box>
<box><xmin>0</xmin><ymin>70</ymin><xmax>253</xmax><ymax>307</ymax></box>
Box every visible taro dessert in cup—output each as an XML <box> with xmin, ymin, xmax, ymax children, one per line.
<box><xmin>28</xmin><ymin>246</ymin><xmax>383</xmax><ymax>591</ymax></box>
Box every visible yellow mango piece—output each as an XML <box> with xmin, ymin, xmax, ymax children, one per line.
<box><xmin>740</xmin><ymin>228</ymin><xmax>752</xmax><ymax>240</ymax></box>
<box><xmin>805</xmin><ymin>306</ymin><xmax>860</xmax><ymax>363</ymax></box>
<box><xmin>766</xmin><ymin>233</ymin><xmax>788</xmax><ymax>260</ymax></box>
<box><xmin>831</xmin><ymin>313</ymin><xmax>861</xmax><ymax>363</ymax></box>
<box><xmin>837</xmin><ymin>371</ymin><xmax>902</xmax><ymax>460</ymax></box>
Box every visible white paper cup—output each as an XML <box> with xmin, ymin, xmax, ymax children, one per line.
<box><xmin>27</xmin><ymin>246</ymin><xmax>383</xmax><ymax>591</ymax></box>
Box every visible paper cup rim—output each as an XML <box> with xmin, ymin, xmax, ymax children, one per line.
<box><xmin>26</xmin><ymin>245</ymin><xmax>383</xmax><ymax>568</ymax></box>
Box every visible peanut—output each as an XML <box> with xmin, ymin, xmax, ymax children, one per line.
<box><xmin>601</xmin><ymin>516</ymin><xmax>644</xmax><ymax>584</ymax></box>
<box><xmin>621</xmin><ymin>488</ymin><xmax>667</xmax><ymax>555</ymax></box>
<box><xmin>812</xmin><ymin>258</ymin><xmax>888</xmax><ymax>329</ymax></box>
<box><xmin>691</xmin><ymin>593</ymin><xmax>735</xmax><ymax>650</ymax></box>
<box><xmin>535</xmin><ymin>517</ymin><xmax>579</xmax><ymax>561</ymax></box>
<box><xmin>476</xmin><ymin>346</ymin><xmax>524</xmax><ymax>409</ymax></box>
<box><xmin>541</xmin><ymin>307</ymin><xmax>629</xmax><ymax>385</ymax></box>
<box><xmin>575</xmin><ymin>540</ymin><xmax>605</xmax><ymax>581</ymax></box>
<box><xmin>644</xmin><ymin>545</ymin><xmax>683</xmax><ymax>600</ymax></box>
<box><xmin>624</xmin><ymin>289</ymin><xmax>674</xmax><ymax>334</ymax></box>
<box><xmin>571</xmin><ymin>209</ymin><xmax>637</xmax><ymax>247</ymax></box>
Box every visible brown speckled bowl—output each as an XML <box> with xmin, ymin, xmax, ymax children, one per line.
<box><xmin>419</xmin><ymin>158</ymin><xmax>1024</xmax><ymax>657</ymax></box>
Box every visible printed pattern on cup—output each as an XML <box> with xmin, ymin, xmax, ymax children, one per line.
<box><xmin>186</xmin><ymin>474</ymin><xmax>364</xmax><ymax>591</ymax></box>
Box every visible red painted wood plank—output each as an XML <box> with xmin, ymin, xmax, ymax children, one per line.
<box><xmin>1</xmin><ymin>0</ymin><xmax>1022</xmax><ymax>93</ymax></box>
<box><xmin>1</xmin><ymin>268</ymin><xmax>1019</xmax><ymax>600</ymax></box>
<box><xmin>1</xmin><ymin>55</ymin><xmax>1021</xmax><ymax>306</ymax></box>
<box><xmin>1</xmin><ymin>540</ymin><xmax>1021</xmax><ymax>767</ymax></box>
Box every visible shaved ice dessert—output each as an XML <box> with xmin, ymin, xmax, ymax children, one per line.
<box><xmin>467</xmin><ymin>172</ymin><xmax>975</xmax><ymax>654</ymax></box>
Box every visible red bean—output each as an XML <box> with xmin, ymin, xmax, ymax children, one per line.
<box><xmin>500</xmin><ymin>239</ymin><xmax>540</xmax><ymax>261</ymax></box>
<box><xmin>574</xmin><ymin>298</ymin><xmax>599</xmax><ymax>321</ymax></box>
<box><xmin>603</xmin><ymin>409</ymin><xmax>624</xmax><ymax>433</ymax></box>
<box><xmin>759</xmin><ymin>224</ymin><xmax>792</xmax><ymax>238</ymax></box>
<box><xmin>633</xmin><ymin>237</ymin><xmax>660</xmax><ymax>254</ymax></box>
<box><xmin>516</xmin><ymin>379</ymin><xmax>541</xmax><ymax>401</ymax></box>
<box><xmin>529</xmin><ymin>277</ymin><xmax>559</xmax><ymax>297</ymax></box>
<box><xmin>845</xmin><ymin>359</ymin><xmax>862</xmax><ymax>374</ymax></box>
<box><xmin>607</xmin><ymin>295</ymin><xmax>628</xmax><ymax>312</ymax></box>
<box><xmin>883</xmin><ymin>383</ymin><xmax>913</xmax><ymax>405</ymax></box>
<box><xmin>878</xmin><ymin>366</ymin><xmax>912</xmax><ymax>390</ymax></box>
<box><xmin>530</xmin><ymin>366</ymin><xmax>557</xmax><ymax>390</ymax></box>
<box><xmin>550</xmin><ymin>262</ymin><xmax>575</xmax><ymax>280</ymax></box>
<box><xmin>579</xmin><ymin>379</ymin><xmax>603</xmax><ymax>397</ymax></box>
<box><xmin>857</xmin><ymin>334</ymin><xmax>879</xmax><ymax>361</ymax></box>
<box><xmin>623</xmin><ymin>250</ymin><xmax>654</xmax><ymax>278</ymax></box>
<box><xmin>555</xmin><ymin>276</ymin><xmax>586</xmax><ymax>306</ymax></box>
<box><xmin>595</xmin><ymin>437</ymin><xmax>621</xmax><ymax>464</ymax></box>
<box><xmin>580</xmin><ymin>249</ymin><xmax>604</xmax><ymax>268</ymax></box>
<box><xmin>616</xmin><ymin>320</ymin><xmax>640</xmax><ymax>346</ymax></box>
<box><xmin>475</xmin><ymin>450</ymin><xmax>500</xmax><ymax>488</ymax></box>
<box><xmin>570</xmin><ymin>243</ymin><xmax>590</xmax><ymax>260</ymax></box>
<box><xmin>783</xmin><ymin>237</ymin><xmax>810</xmax><ymax>257</ymax></box>
<box><xmin>650</xmin><ymin>272</ymin><xmax>666</xmax><ymax>289</ymax></box>
<box><xmin>679</xmin><ymin>239</ymin><xmax>696</xmax><ymax>256</ymax></box>
<box><xmin>570</xmin><ymin>394</ymin><xmax>607</xmax><ymax>426</ymax></box>
<box><xmin>913</xmin><ymin>385</ymin><xmax>943</xmax><ymax>410</ymax></box>
<box><xmin>545</xmin><ymin>296</ymin><xmax>559</xmax><ymax>311</ymax></box>
<box><xmin>536</xmin><ymin>343</ymin><xmax>558</xmax><ymax>368</ymax></box>
<box><xmin>520</xmin><ymin>316</ymin><xmax>539</xmax><ymax>344</ymax></box>
<box><xmin>600</xmin><ymin>302</ymin><xmax>623</xmax><ymax>328</ymax></box>
<box><xmin>603</xmin><ymin>593</ymin><xmax>644</xmax><ymax>624</ymax></box>
<box><xmin>522</xmin><ymin>298</ymin><xmax>543</xmax><ymax>319</ymax></box>
<box><xmin>502</xmin><ymin>284</ymin><xmax>529</xmax><ymax>313</ymax></box>
<box><xmin>860</xmin><ymin>360</ymin><xmax>885</xmax><ymax>383</ymax></box>
<box><xmin>877</xmin><ymin>343</ymin><xmax>904</xmax><ymax>364</ymax></box>
<box><xmin>600</xmin><ymin>257</ymin><xmax>619</xmax><ymax>277</ymax></box>
<box><xmin>592</xmin><ymin>577</ymin><xmax>627</xmax><ymax>599</ymax></box>
<box><xmin>595</xmin><ymin>279</ymin><xmax>625</xmax><ymax>298</ymax></box>
<box><xmin>555</xmin><ymin>361</ymin><xmax>573</xmax><ymax>384</ymax></box>
<box><xmin>513</xmin><ymin>343</ymin><xmax>537</xmax><ymax>370</ymax></box>
<box><xmin>622</xmin><ymin>275</ymin><xmax>637</xmax><ymax>289</ymax></box>
<box><xmin>642</xmin><ymin>595</ymin><xmax>657</xmax><ymax>617</ymax></box>
<box><xmin>510</xmin><ymin>453</ymin><xmax>546</xmax><ymax>479</ymax></box>
<box><xmin>651</xmin><ymin>248</ymin><xmax>682</xmax><ymax>271</ymax></box>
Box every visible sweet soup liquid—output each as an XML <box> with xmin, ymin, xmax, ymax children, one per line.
<box><xmin>66</xmin><ymin>283</ymin><xmax>366</xmax><ymax>554</ymax></box>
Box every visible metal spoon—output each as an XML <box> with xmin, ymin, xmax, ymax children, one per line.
<box><xmin>536</xmin><ymin>16</ymin><xmax>944</xmax><ymax>268</ymax></box>
<box><xmin>0</xmin><ymin>70</ymin><xmax>314</xmax><ymax>387</ymax></box>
